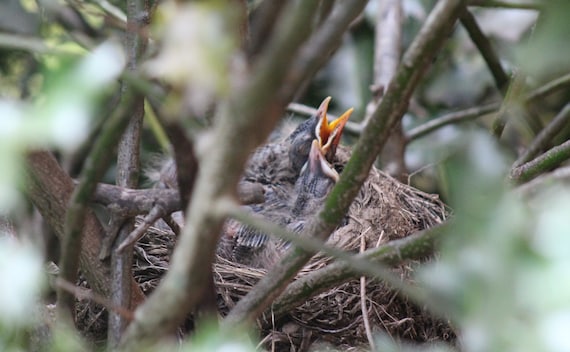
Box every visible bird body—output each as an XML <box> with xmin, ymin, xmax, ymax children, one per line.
<box><xmin>218</xmin><ymin>97</ymin><xmax>353</xmax><ymax>268</ymax></box>
<box><xmin>223</xmin><ymin>139</ymin><xmax>341</xmax><ymax>268</ymax></box>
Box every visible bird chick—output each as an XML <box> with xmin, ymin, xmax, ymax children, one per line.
<box><xmin>243</xmin><ymin>97</ymin><xmax>352</xmax><ymax>206</ymax></box>
<box><xmin>226</xmin><ymin>139</ymin><xmax>339</xmax><ymax>268</ymax></box>
<box><xmin>242</xmin><ymin>97</ymin><xmax>332</xmax><ymax>190</ymax></box>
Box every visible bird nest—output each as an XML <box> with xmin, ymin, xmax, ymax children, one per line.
<box><xmin>211</xmin><ymin>148</ymin><xmax>453</xmax><ymax>350</ymax></box>
<box><xmin>77</xmin><ymin>148</ymin><xmax>452</xmax><ymax>350</ymax></box>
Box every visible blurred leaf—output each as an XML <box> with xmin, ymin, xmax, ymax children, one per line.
<box><xmin>145</xmin><ymin>1</ymin><xmax>239</xmax><ymax>117</ymax></box>
<box><xmin>0</xmin><ymin>238</ymin><xmax>44</xmax><ymax>327</ymax></box>
<box><xmin>517</xmin><ymin>0</ymin><xmax>570</xmax><ymax>78</ymax></box>
<box><xmin>181</xmin><ymin>320</ymin><xmax>256</xmax><ymax>352</ymax></box>
<box><xmin>475</xmin><ymin>9</ymin><xmax>537</xmax><ymax>43</ymax></box>
<box><xmin>0</xmin><ymin>0</ymin><xmax>39</xmax><ymax>35</ymax></box>
<box><xmin>419</xmin><ymin>132</ymin><xmax>570</xmax><ymax>352</ymax></box>
<box><xmin>0</xmin><ymin>40</ymin><xmax>124</xmax><ymax>207</ymax></box>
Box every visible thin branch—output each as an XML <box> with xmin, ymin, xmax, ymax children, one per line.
<box><xmin>370</xmin><ymin>0</ymin><xmax>406</xmax><ymax>179</ymax></box>
<box><xmin>406</xmin><ymin>73</ymin><xmax>570</xmax><ymax>142</ymax></box>
<box><xmin>116</xmin><ymin>205</ymin><xmax>167</xmax><ymax>253</ymax></box>
<box><xmin>270</xmin><ymin>225</ymin><xmax>447</xmax><ymax>318</ymax></box>
<box><xmin>491</xmin><ymin>71</ymin><xmax>525</xmax><ymax>138</ymax></box>
<box><xmin>107</xmin><ymin>0</ymin><xmax>147</xmax><ymax>342</ymax></box>
<box><xmin>120</xmin><ymin>1</ymin><xmax>324</xmax><ymax>347</ymax></box>
<box><xmin>514</xmin><ymin>104</ymin><xmax>570</xmax><ymax>167</ymax></box>
<box><xmin>223</xmin><ymin>0</ymin><xmax>466</xmax><ymax>326</ymax></box>
<box><xmin>91</xmin><ymin>0</ymin><xmax>127</xmax><ymax>24</ymax></box>
<box><xmin>279</xmin><ymin>0</ymin><xmax>370</xmax><ymax>104</ymax></box>
<box><xmin>217</xmin><ymin>200</ymin><xmax>430</xmax><ymax>301</ymax></box>
<box><xmin>460</xmin><ymin>8</ymin><xmax>509</xmax><ymax>91</ymax></box>
<box><xmin>56</xmin><ymin>278</ymin><xmax>134</xmax><ymax>321</ymax></box>
<box><xmin>406</xmin><ymin>103</ymin><xmax>500</xmax><ymax>142</ymax></box>
<box><xmin>360</xmin><ymin>234</ymin><xmax>375</xmax><ymax>350</ymax></box>
<box><xmin>0</xmin><ymin>33</ymin><xmax>77</xmax><ymax>55</ymax></box>
<box><xmin>510</xmin><ymin>139</ymin><xmax>570</xmax><ymax>184</ymax></box>
<box><xmin>526</xmin><ymin>73</ymin><xmax>570</xmax><ymax>103</ymax></box>
<box><xmin>58</xmin><ymin>91</ymin><xmax>137</xmax><ymax>322</ymax></box>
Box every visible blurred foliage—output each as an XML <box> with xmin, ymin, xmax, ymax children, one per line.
<box><xmin>517</xmin><ymin>0</ymin><xmax>570</xmax><ymax>80</ymax></box>
<box><xmin>1</xmin><ymin>0</ymin><xmax>570</xmax><ymax>350</ymax></box>
<box><xmin>419</xmin><ymin>132</ymin><xmax>570</xmax><ymax>352</ymax></box>
<box><xmin>0</xmin><ymin>237</ymin><xmax>45</xmax><ymax>351</ymax></box>
<box><xmin>0</xmin><ymin>41</ymin><xmax>124</xmax><ymax>207</ymax></box>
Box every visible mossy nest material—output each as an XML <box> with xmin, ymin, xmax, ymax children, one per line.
<box><xmin>77</xmin><ymin>147</ymin><xmax>452</xmax><ymax>350</ymax></box>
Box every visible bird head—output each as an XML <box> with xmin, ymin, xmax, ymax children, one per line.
<box><xmin>288</xmin><ymin>96</ymin><xmax>352</xmax><ymax>173</ymax></box>
<box><xmin>287</xmin><ymin>96</ymin><xmax>332</xmax><ymax>173</ymax></box>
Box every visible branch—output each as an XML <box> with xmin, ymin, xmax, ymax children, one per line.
<box><xmin>90</xmin><ymin>181</ymin><xmax>264</xmax><ymax>215</ymax></box>
<box><xmin>370</xmin><ymin>0</ymin><xmax>406</xmax><ymax>179</ymax></box>
<box><xmin>218</xmin><ymin>201</ymin><xmax>422</xmax><ymax>285</ymax></box>
<box><xmin>279</xmin><ymin>0</ymin><xmax>369</xmax><ymax>104</ymax></box>
<box><xmin>223</xmin><ymin>0</ymin><xmax>466</xmax><ymax>326</ymax></box>
<box><xmin>360</xmin><ymin>232</ymin><xmax>375</xmax><ymax>350</ymax></box>
<box><xmin>491</xmin><ymin>71</ymin><xmax>525</xmax><ymax>138</ymax></box>
<box><xmin>0</xmin><ymin>32</ymin><xmax>76</xmax><ymax>55</ymax></box>
<box><xmin>247</xmin><ymin>0</ymin><xmax>287</xmax><ymax>58</ymax></box>
<box><xmin>526</xmin><ymin>72</ymin><xmax>570</xmax><ymax>103</ymax></box>
<box><xmin>91</xmin><ymin>184</ymin><xmax>180</xmax><ymax>216</ymax></box>
<box><xmin>108</xmin><ymin>0</ymin><xmax>147</xmax><ymax>342</ymax></box>
<box><xmin>58</xmin><ymin>90</ymin><xmax>137</xmax><ymax>322</ymax></box>
<box><xmin>513</xmin><ymin>104</ymin><xmax>570</xmax><ymax>167</ymax></box>
<box><xmin>271</xmin><ymin>225</ymin><xmax>447</xmax><ymax>318</ymax></box>
<box><xmin>406</xmin><ymin>73</ymin><xmax>570</xmax><ymax>142</ymax></box>
<box><xmin>56</xmin><ymin>278</ymin><xmax>134</xmax><ymax>321</ymax></box>
<box><xmin>120</xmin><ymin>1</ymin><xmax>324</xmax><ymax>347</ymax></box>
<box><xmin>460</xmin><ymin>8</ymin><xmax>509</xmax><ymax>91</ymax></box>
<box><xmin>406</xmin><ymin>103</ymin><xmax>500</xmax><ymax>142</ymax></box>
<box><xmin>24</xmin><ymin>151</ymin><xmax>145</xmax><ymax>314</ymax></box>
<box><xmin>510</xmin><ymin>139</ymin><xmax>570</xmax><ymax>184</ymax></box>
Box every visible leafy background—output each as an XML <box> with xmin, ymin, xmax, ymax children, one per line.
<box><xmin>1</xmin><ymin>0</ymin><xmax>570</xmax><ymax>351</ymax></box>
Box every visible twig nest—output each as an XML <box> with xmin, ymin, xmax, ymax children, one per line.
<box><xmin>212</xmin><ymin>147</ymin><xmax>452</xmax><ymax>350</ymax></box>
<box><xmin>77</xmin><ymin>147</ymin><xmax>452</xmax><ymax>349</ymax></box>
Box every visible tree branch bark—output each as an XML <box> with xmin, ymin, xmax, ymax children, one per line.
<box><xmin>510</xmin><ymin>139</ymin><xmax>570</xmax><ymax>184</ymax></box>
<box><xmin>24</xmin><ymin>151</ymin><xmax>145</xmax><ymax>311</ymax></box>
<box><xmin>270</xmin><ymin>225</ymin><xmax>447</xmax><ymax>318</ymax></box>
<box><xmin>460</xmin><ymin>7</ymin><xmax>509</xmax><ymax>91</ymax></box>
<box><xmin>108</xmin><ymin>0</ymin><xmax>147</xmax><ymax>343</ymax></box>
<box><xmin>58</xmin><ymin>90</ymin><xmax>138</xmax><ymax>322</ymax></box>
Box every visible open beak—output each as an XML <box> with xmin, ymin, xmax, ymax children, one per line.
<box><xmin>308</xmin><ymin>139</ymin><xmax>339</xmax><ymax>183</ymax></box>
<box><xmin>316</xmin><ymin>105</ymin><xmax>354</xmax><ymax>161</ymax></box>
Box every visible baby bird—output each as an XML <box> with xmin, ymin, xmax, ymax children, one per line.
<box><xmin>243</xmin><ymin>97</ymin><xmax>352</xmax><ymax>202</ymax></box>
<box><xmin>224</xmin><ymin>139</ymin><xmax>339</xmax><ymax>269</ymax></box>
